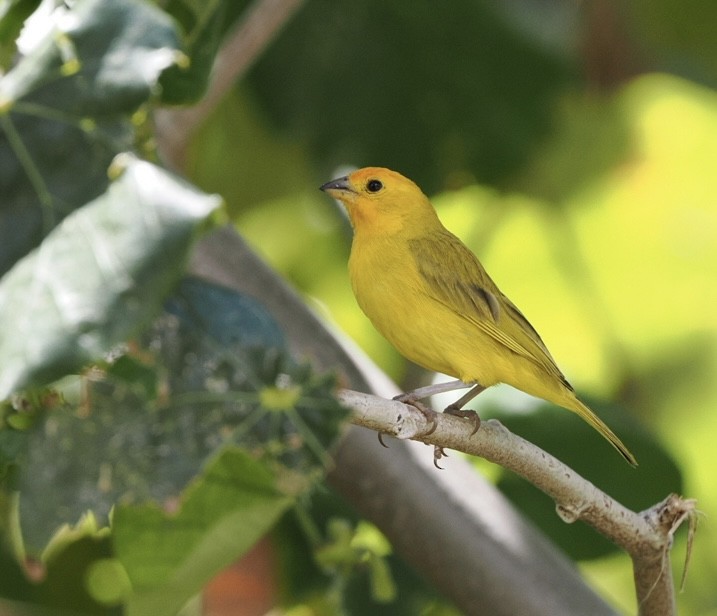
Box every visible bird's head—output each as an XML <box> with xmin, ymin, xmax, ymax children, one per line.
<box><xmin>320</xmin><ymin>167</ymin><xmax>439</xmax><ymax>236</ymax></box>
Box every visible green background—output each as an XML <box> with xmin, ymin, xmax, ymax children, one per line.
<box><xmin>1</xmin><ymin>0</ymin><xmax>716</xmax><ymax>614</ymax></box>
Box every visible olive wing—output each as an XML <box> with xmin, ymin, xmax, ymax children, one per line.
<box><xmin>409</xmin><ymin>231</ymin><xmax>571</xmax><ymax>387</ymax></box>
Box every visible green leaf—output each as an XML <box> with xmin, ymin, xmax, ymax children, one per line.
<box><xmin>105</xmin><ymin>355</ymin><xmax>159</xmax><ymax>400</ymax></box>
<box><xmin>113</xmin><ymin>447</ymin><xmax>293</xmax><ymax>616</ymax></box>
<box><xmin>36</xmin><ymin>513</ymin><xmax>116</xmax><ymax>615</ymax></box>
<box><xmin>0</xmin><ymin>0</ymin><xmax>180</xmax><ymax>113</ymax></box>
<box><xmin>0</xmin><ymin>0</ymin><xmax>40</xmax><ymax>61</ymax></box>
<box><xmin>275</xmin><ymin>491</ymin><xmax>461</xmax><ymax>616</ymax></box>
<box><xmin>0</xmin><ymin>0</ymin><xmax>182</xmax><ymax>274</ymax></box>
<box><xmin>0</xmin><ymin>546</ymin><xmax>37</xmax><ymax>609</ymax></box>
<box><xmin>153</xmin><ymin>282</ymin><xmax>348</xmax><ymax>476</ymax></box>
<box><xmin>85</xmin><ymin>558</ymin><xmax>132</xmax><ymax>607</ymax></box>
<box><xmin>0</xmin><ymin>155</ymin><xmax>222</xmax><ymax>400</ymax></box>
<box><xmin>159</xmin><ymin>0</ymin><xmax>253</xmax><ymax>104</ymax></box>
<box><xmin>14</xmin><ymin>281</ymin><xmax>344</xmax><ymax>551</ymax></box>
<box><xmin>0</xmin><ymin>416</ymin><xmax>29</xmax><ymax>476</ymax></box>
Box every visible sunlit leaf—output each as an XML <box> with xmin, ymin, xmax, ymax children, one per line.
<box><xmin>0</xmin><ymin>156</ymin><xmax>222</xmax><ymax>400</ymax></box>
<box><xmin>0</xmin><ymin>0</ymin><xmax>40</xmax><ymax>60</ymax></box>
<box><xmin>0</xmin><ymin>0</ymin><xmax>182</xmax><ymax>274</ymax></box>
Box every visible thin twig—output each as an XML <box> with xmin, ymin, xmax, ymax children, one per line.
<box><xmin>338</xmin><ymin>388</ymin><xmax>695</xmax><ymax>616</ymax></box>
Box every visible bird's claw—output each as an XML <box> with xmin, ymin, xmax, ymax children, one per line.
<box><xmin>391</xmin><ymin>394</ymin><xmax>480</xmax><ymax>470</ymax></box>
<box><xmin>393</xmin><ymin>393</ymin><xmax>439</xmax><ymax>436</ymax></box>
<box><xmin>433</xmin><ymin>445</ymin><xmax>448</xmax><ymax>469</ymax></box>
<box><xmin>444</xmin><ymin>405</ymin><xmax>481</xmax><ymax>436</ymax></box>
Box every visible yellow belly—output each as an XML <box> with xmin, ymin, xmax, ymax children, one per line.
<box><xmin>349</xmin><ymin>238</ymin><xmax>498</xmax><ymax>385</ymax></box>
<box><xmin>349</xmin><ymin>236</ymin><xmax>568</xmax><ymax>402</ymax></box>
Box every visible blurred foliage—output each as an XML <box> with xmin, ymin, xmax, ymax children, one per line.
<box><xmin>247</xmin><ymin>0</ymin><xmax>576</xmax><ymax>194</ymax></box>
<box><xmin>626</xmin><ymin>0</ymin><xmax>717</xmax><ymax>83</ymax></box>
<box><xmin>113</xmin><ymin>448</ymin><xmax>293</xmax><ymax>616</ymax></box>
<box><xmin>190</xmin><ymin>9</ymin><xmax>717</xmax><ymax>613</ymax></box>
<box><xmin>159</xmin><ymin>0</ymin><xmax>252</xmax><ymax>104</ymax></box>
<box><xmin>0</xmin><ymin>1</ymin><xmax>348</xmax><ymax>614</ymax></box>
<box><xmin>2</xmin><ymin>0</ymin><xmax>717</xmax><ymax>614</ymax></box>
<box><xmin>0</xmin><ymin>273</ymin><xmax>350</xmax><ymax>614</ymax></box>
<box><xmin>273</xmin><ymin>489</ymin><xmax>461</xmax><ymax>615</ymax></box>
<box><xmin>12</xmin><ymin>277</ymin><xmax>346</xmax><ymax>552</ymax></box>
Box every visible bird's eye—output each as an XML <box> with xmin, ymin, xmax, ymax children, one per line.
<box><xmin>366</xmin><ymin>179</ymin><xmax>383</xmax><ymax>193</ymax></box>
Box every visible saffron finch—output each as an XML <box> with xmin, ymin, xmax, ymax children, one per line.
<box><xmin>321</xmin><ymin>167</ymin><xmax>636</xmax><ymax>466</ymax></box>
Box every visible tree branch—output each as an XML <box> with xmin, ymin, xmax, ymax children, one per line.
<box><xmin>338</xmin><ymin>388</ymin><xmax>695</xmax><ymax>615</ymax></box>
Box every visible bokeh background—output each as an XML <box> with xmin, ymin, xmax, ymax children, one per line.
<box><xmin>181</xmin><ymin>1</ymin><xmax>716</xmax><ymax>613</ymax></box>
<box><xmin>1</xmin><ymin>0</ymin><xmax>716</xmax><ymax>614</ymax></box>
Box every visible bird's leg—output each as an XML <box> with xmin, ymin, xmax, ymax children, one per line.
<box><xmin>398</xmin><ymin>379</ymin><xmax>471</xmax><ymax>400</ymax></box>
<box><xmin>389</xmin><ymin>381</ymin><xmax>484</xmax><ymax>468</ymax></box>
<box><xmin>379</xmin><ymin>383</ymin><xmax>468</xmax><ymax>445</ymax></box>
<box><xmin>431</xmin><ymin>386</ymin><xmax>486</xmax><ymax>468</ymax></box>
<box><xmin>444</xmin><ymin>383</ymin><xmax>485</xmax><ymax>436</ymax></box>
<box><xmin>378</xmin><ymin>380</ymin><xmax>470</xmax><ymax>446</ymax></box>
<box><xmin>392</xmin><ymin>379</ymin><xmax>477</xmax><ymax>437</ymax></box>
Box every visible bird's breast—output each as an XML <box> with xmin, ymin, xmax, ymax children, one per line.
<box><xmin>348</xmin><ymin>236</ymin><xmax>468</xmax><ymax>378</ymax></box>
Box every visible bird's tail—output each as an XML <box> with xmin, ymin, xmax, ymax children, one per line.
<box><xmin>569</xmin><ymin>397</ymin><xmax>638</xmax><ymax>467</ymax></box>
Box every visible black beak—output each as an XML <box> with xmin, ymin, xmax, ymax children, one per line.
<box><xmin>320</xmin><ymin>176</ymin><xmax>354</xmax><ymax>193</ymax></box>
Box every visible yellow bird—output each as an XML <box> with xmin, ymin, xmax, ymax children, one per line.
<box><xmin>321</xmin><ymin>167</ymin><xmax>637</xmax><ymax>466</ymax></box>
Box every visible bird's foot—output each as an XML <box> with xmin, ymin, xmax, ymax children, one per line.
<box><xmin>444</xmin><ymin>404</ymin><xmax>481</xmax><ymax>436</ymax></box>
<box><xmin>390</xmin><ymin>395</ymin><xmax>480</xmax><ymax>470</ymax></box>
<box><xmin>433</xmin><ymin>445</ymin><xmax>448</xmax><ymax>469</ymax></box>
<box><xmin>393</xmin><ymin>393</ymin><xmax>440</xmax><ymax>436</ymax></box>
